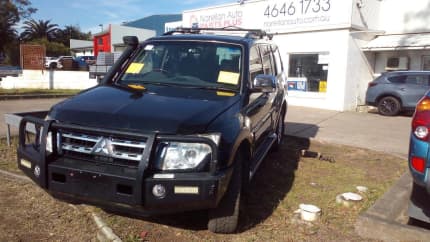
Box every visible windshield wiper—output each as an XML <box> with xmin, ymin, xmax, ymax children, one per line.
<box><xmin>184</xmin><ymin>85</ymin><xmax>239</xmax><ymax>92</ymax></box>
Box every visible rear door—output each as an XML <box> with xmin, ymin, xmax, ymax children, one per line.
<box><xmin>401</xmin><ymin>74</ymin><xmax>430</xmax><ymax>108</ymax></box>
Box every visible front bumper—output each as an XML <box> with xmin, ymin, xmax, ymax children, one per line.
<box><xmin>17</xmin><ymin>117</ymin><xmax>232</xmax><ymax>214</ymax></box>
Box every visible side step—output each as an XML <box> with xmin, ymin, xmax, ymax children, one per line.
<box><xmin>249</xmin><ymin>133</ymin><xmax>277</xmax><ymax>180</ymax></box>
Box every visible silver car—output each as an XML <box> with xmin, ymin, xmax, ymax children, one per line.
<box><xmin>365</xmin><ymin>71</ymin><xmax>430</xmax><ymax>116</ymax></box>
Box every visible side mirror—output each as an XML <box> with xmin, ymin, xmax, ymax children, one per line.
<box><xmin>123</xmin><ymin>36</ymin><xmax>139</xmax><ymax>48</ymax></box>
<box><xmin>251</xmin><ymin>74</ymin><xmax>276</xmax><ymax>93</ymax></box>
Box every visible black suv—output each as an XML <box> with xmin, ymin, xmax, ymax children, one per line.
<box><xmin>17</xmin><ymin>28</ymin><xmax>287</xmax><ymax>233</ymax></box>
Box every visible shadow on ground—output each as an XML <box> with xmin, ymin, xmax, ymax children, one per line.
<box><xmin>367</xmin><ymin>108</ymin><xmax>414</xmax><ymax>117</ymax></box>
<box><xmin>285</xmin><ymin>121</ymin><xmax>319</xmax><ymax>138</ymax></box>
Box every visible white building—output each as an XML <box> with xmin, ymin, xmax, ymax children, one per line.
<box><xmin>182</xmin><ymin>0</ymin><xmax>430</xmax><ymax>111</ymax></box>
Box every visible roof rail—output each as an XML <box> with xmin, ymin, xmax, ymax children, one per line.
<box><xmin>163</xmin><ymin>26</ymin><xmax>269</xmax><ymax>39</ymax></box>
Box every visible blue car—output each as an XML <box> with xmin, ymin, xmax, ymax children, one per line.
<box><xmin>409</xmin><ymin>92</ymin><xmax>430</xmax><ymax>222</ymax></box>
<box><xmin>366</xmin><ymin>71</ymin><xmax>430</xmax><ymax>116</ymax></box>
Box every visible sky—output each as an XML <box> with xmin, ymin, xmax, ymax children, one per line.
<box><xmin>25</xmin><ymin>0</ymin><xmax>235</xmax><ymax>33</ymax></box>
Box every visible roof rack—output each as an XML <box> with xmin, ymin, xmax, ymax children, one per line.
<box><xmin>163</xmin><ymin>26</ymin><xmax>270</xmax><ymax>39</ymax></box>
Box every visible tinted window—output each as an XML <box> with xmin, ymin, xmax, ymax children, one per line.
<box><xmin>249</xmin><ymin>46</ymin><xmax>263</xmax><ymax>81</ymax></box>
<box><xmin>119</xmin><ymin>42</ymin><xmax>242</xmax><ymax>90</ymax></box>
<box><xmin>261</xmin><ymin>45</ymin><xmax>274</xmax><ymax>75</ymax></box>
<box><xmin>405</xmin><ymin>75</ymin><xmax>430</xmax><ymax>86</ymax></box>
<box><xmin>388</xmin><ymin>74</ymin><xmax>430</xmax><ymax>86</ymax></box>
<box><xmin>387</xmin><ymin>75</ymin><xmax>406</xmax><ymax>84</ymax></box>
<box><xmin>272</xmin><ymin>45</ymin><xmax>283</xmax><ymax>75</ymax></box>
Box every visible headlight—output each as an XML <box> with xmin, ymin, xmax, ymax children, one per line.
<box><xmin>155</xmin><ymin>133</ymin><xmax>221</xmax><ymax>170</ymax></box>
<box><xmin>46</xmin><ymin>131</ymin><xmax>53</xmax><ymax>153</ymax></box>
<box><xmin>157</xmin><ymin>142</ymin><xmax>212</xmax><ymax>170</ymax></box>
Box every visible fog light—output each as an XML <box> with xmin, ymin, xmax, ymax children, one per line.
<box><xmin>152</xmin><ymin>184</ymin><xmax>166</xmax><ymax>198</ymax></box>
<box><xmin>34</xmin><ymin>165</ymin><xmax>41</xmax><ymax>177</ymax></box>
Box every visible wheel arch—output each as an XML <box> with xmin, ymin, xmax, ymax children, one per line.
<box><xmin>376</xmin><ymin>93</ymin><xmax>403</xmax><ymax>106</ymax></box>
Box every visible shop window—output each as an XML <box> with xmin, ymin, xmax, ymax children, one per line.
<box><xmin>288</xmin><ymin>53</ymin><xmax>329</xmax><ymax>92</ymax></box>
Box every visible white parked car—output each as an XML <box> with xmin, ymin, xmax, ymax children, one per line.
<box><xmin>45</xmin><ymin>56</ymin><xmax>73</xmax><ymax>69</ymax></box>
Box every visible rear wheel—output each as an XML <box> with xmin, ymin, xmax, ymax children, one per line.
<box><xmin>377</xmin><ymin>96</ymin><xmax>401</xmax><ymax>116</ymax></box>
<box><xmin>208</xmin><ymin>154</ymin><xmax>242</xmax><ymax>233</ymax></box>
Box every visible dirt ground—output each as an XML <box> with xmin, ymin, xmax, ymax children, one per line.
<box><xmin>0</xmin><ymin>136</ymin><xmax>407</xmax><ymax>241</ymax></box>
<box><xmin>0</xmin><ymin>176</ymin><xmax>97</xmax><ymax>242</ymax></box>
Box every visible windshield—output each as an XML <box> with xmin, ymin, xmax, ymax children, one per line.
<box><xmin>118</xmin><ymin>41</ymin><xmax>242</xmax><ymax>90</ymax></box>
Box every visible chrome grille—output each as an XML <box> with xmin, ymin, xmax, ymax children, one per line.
<box><xmin>59</xmin><ymin>131</ymin><xmax>146</xmax><ymax>167</ymax></box>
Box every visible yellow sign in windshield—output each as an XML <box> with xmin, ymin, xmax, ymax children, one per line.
<box><xmin>217</xmin><ymin>71</ymin><xmax>239</xmax><ymax>85</ymax></box>
<box><xmin>126</xmin><ymin>63</ymin><xmax>144</xmax><ymax>74</ymax></box>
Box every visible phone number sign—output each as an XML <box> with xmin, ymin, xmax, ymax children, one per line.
<box><xmin>247</xmin><ymin>0</ymin><xmax>353</xmax><ymax>32</ymax></box>
<box><xmin>183</xmin><ymin>0</ymin><xmax>353</xmax><ymax>33</ymax></box>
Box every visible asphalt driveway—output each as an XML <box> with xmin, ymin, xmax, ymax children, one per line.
<box><xmin>285</xmin><ymin>106</ymin><xmax>411</xmax><ymax>158</ymax></box>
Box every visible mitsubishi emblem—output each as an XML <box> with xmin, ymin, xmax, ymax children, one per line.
<box><xmin>93</xmin><ymin>138</ymin><xmax>114</xmax><ymax>156</ymax></box>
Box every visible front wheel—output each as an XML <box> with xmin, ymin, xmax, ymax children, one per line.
<box><xmin>208</xmin><ymin>154</ymin><xmax>242</xmax><ymax>233</ymax></box>
<box><xmin>377</xmin><ymin>96</ymin><xmax>401</xmax><ymax>116</ymax></box>
<box><xmin>272</xmin><ymin>109</ymin><xmax>285</xmax><ymax>151</ymax></box>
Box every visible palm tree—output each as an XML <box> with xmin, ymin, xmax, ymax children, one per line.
<box><xmin>20</xmin><ymin>19</ymin><xmax>59</xmax><ymax>41</ymax></box>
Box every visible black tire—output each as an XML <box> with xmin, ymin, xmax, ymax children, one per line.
<box><xmin>49</xmin><ymin>62</ymin><xmax>57</xmax><ymax>69</ymax></box>
<box><xmin>377</xmin><ymin>96</ymin><xmax>401</xmax><ymax>116</ymax></box>
<box><xmin>272</xmin><ymin>109</ymin><xmax>285</xmax><ymax>151</ymax></box>
<box><xmin>208</xmin><ymin>154</ymin><xmax>242</xmax><ymax>233</ymax></box>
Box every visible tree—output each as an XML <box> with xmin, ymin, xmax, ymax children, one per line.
<box><xmin>20</xmin><ymin>19</ymin><xmax>59</xmax><ymax>41</ymax></box>
<box><xmin>0</xmin><ymin>0</ymin><xmax>37</xmax><ymax>62</ymax></box>
<box><xmin>56</xmin><ymin>25</ymin><xmax>92</xmax><ymax>47</ymax></box>
<box><xmin>29</xmin><ymin>38</ymin><xmax>69</xmax><ymax>57</ymax></box>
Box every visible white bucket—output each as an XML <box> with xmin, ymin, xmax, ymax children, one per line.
<box><xmin>336</xmin><ymin>192</ymin><xmax>363</xmax><ymax>207</ymax></box>
<box><xmin>299</xmin><ymin>204</ymin><xmax>321</xmax><ymax>222</ymax></box>
<box><xmin>356</xmin><ymin>186</ymin><xmax>368</xmax><ymax>193</ymax></box>
<box><xmin>342</xmin><ymin>192</ymin><xmax>362</xmax><ymax>201</ymax></box>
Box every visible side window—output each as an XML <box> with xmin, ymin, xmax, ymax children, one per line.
<box><xmin>249</xmin><ymin>46</ymin><xmax>263</xmax><ymax>81</ymax></box>
<box><xmin>403</xmin><ymin>75</ymin><xmax>428</xmax><ymax>86</ymax></box>
<box><xmin>261</xmin><ymin>45</ymin><xmax>275</xmax><ymax>75</ymax></box>
<box><xmin>271</xmin><ymin>44</ymin><xmax>284</xmax><ymax>75</ymax></box>
<box><xmin>387</xmin><ymin>75</ymin><xmax>406</xmax><ymax>84</ymax></box>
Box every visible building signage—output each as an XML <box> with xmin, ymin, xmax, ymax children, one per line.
<box><xmin>186</xmin><ymin>7</ymin><xmax>244</xmax><ymax>28</ymax></box>
<box><xmin>183</xmin><ymin>0</ymin><xmax>352</xmax><ymax>33</ymax></box>
<box><xmin>287</xmin><ymin>77</ymin><xmax>307</xmax><ymax>91</ymax></box>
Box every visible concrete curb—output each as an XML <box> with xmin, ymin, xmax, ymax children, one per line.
<box><xmin>355</xmin><ymin>172</ymin><xmax>430</xmax><ymax>241</ymax></box>
<box><xmin>92</xmin><ymin>213</ymin><xmax>122</xmax><ymax>242</ymax></box>
<box><xmin>0</xmin><ymin>168</ymin><xmax>122</xmax><ymax>242</ymax></box>
<box><xmin>0</xmin><ymin>94</ymin><xmax>73</xmax><ymax>101</ymax></box>
<box><xmin>0</xmin><ymin>169</ymin><xmax>31</xmax><ymax>182</ymax></box>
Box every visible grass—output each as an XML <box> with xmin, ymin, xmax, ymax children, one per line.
<box><xmin>0</xmin><ymin>136</ymin><xmax>408</xmax><ymax>241</ymax></box>
<box><xmin>98</xmin><ymin>137</ymin><xmax>408</xmax><ymax>241</ymax></box>
<box><xmin>0</xmin><ymin>137</ymin><xmax>19</xmax><ymax>173</ymax></box>
<box><xmin>0</xmin><ymin>88</ymin><xmax>80</xmax><ymax>95</ymax></box>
